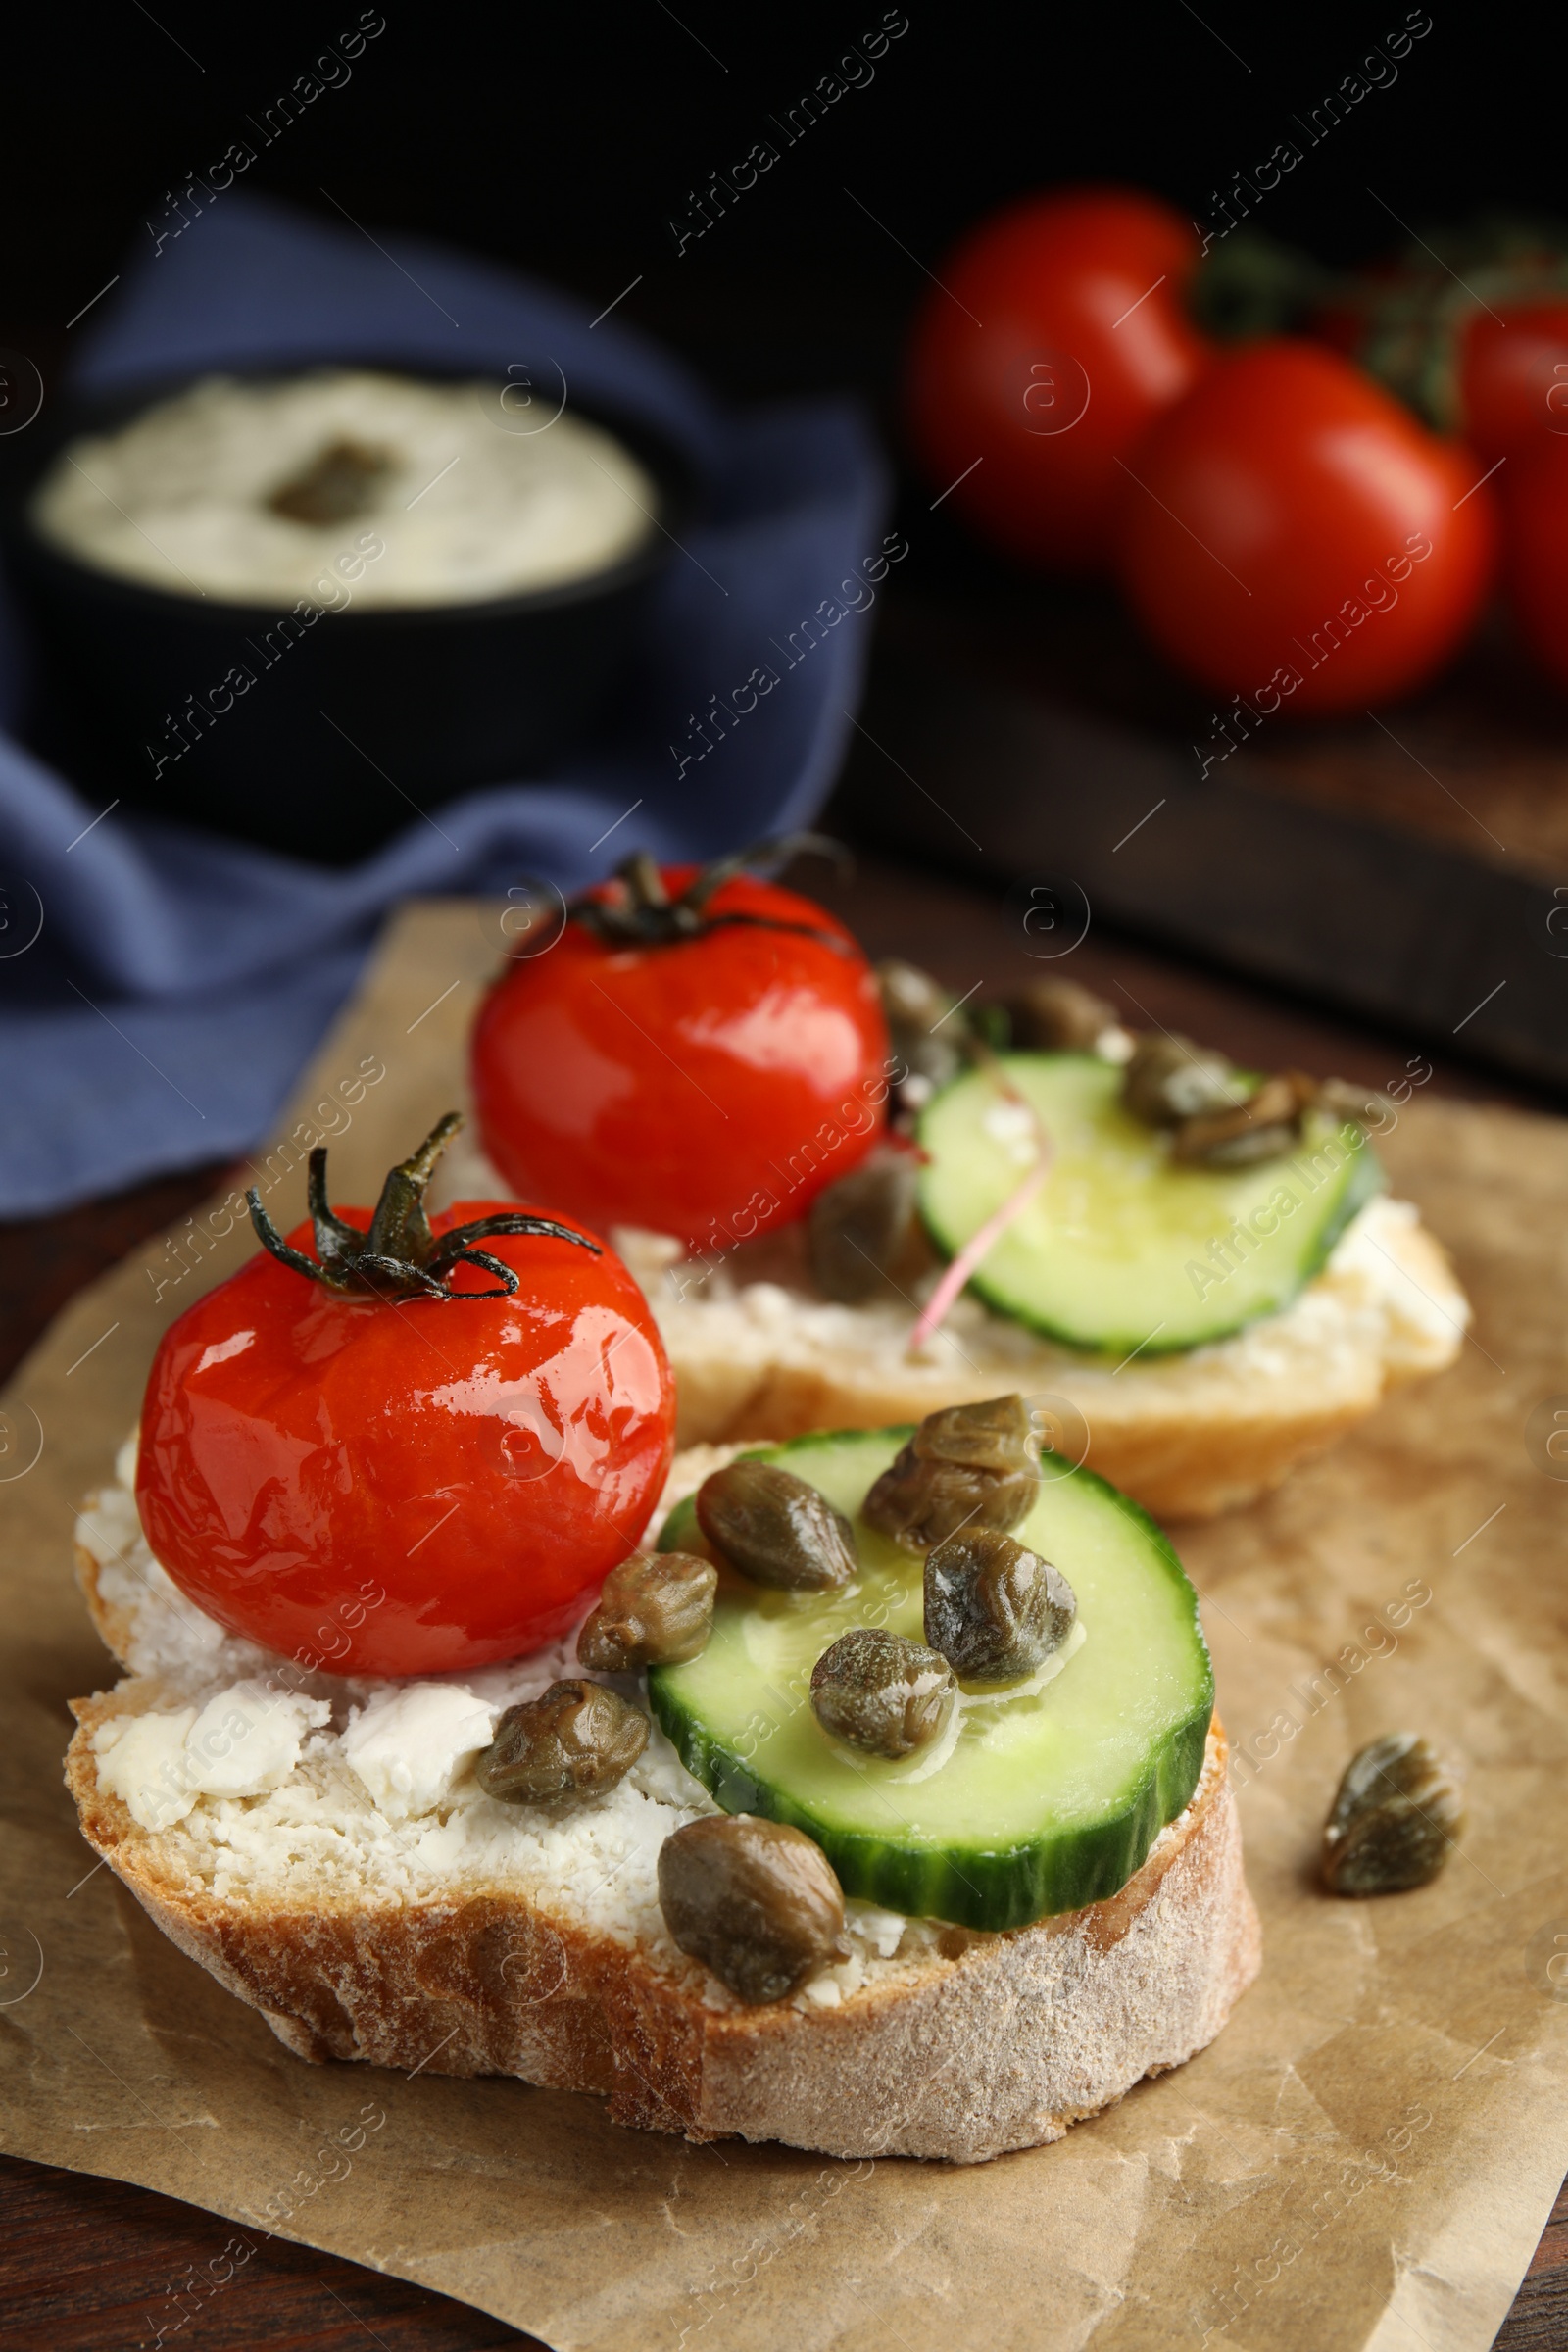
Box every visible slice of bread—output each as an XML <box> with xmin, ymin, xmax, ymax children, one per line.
<box><xmin>612</xmin><ymin>1196</ymin><xmax>1469</xmax><ymax>1521</ymax></box>
<box><xmin>66</xmin><ymin>1446</ymin><xmax>1260</xmax><ymax>2165</ymax></box>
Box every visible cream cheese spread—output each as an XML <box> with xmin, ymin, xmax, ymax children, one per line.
<box><xmin>75</xmin><ymin>1446</ymin><xmax>938</xmax><ymax>2006</ymax></box>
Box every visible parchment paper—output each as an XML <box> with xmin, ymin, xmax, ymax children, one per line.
<box><xmin>3</xmin><ymin>898</ymin><xmax>1566</xmax><ymax>2352</ymax></box>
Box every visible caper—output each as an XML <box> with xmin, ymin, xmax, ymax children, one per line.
<box><xmin>808</xmin><ymin>1149</ymin><xmax>924</xmax><ymax>1303</ymax></box>
<box><xmin>1317</xmin><ymin>1077</ymin><xmax>1395</xmax><ymax>1132</ymax></box>
<box><xmin>862</xmin><ymin>1393</ymin><xmax>1040</xmax><ymax>1553</ymax></box>
<box><xmin>1122</xmin><ymin>1033</ymin><xmax>1247</xmax><ymax>1128</ymax></box>
<box><xmin>576</xmin><ymin>1551</ymin><xmax>717</xmax><ymax>1673</ymax></box>
<box><xmin>1170</xmin><ymin>1070</ymin><xmax>1316</xmax><ymax>1168</ymax></box>
<box><xmin>696</xmin><ymin>1459</ymin><xmax>857</xmax><ymax>1591</ymax></box>
<box><xmin>1000</xmin><ymin>976</ymin><xmax>1119</xmax><ymax>1054</ymax></box>
<box><xmin>924</xmin><ymin>1527</ymin><xmax>1076</xmax><ymax>1680</ymax></box>
<box><xmin>913</xmin><ymin>1392</ymin><xmax>1039</xmax><ymax>1476</ymax></box>
<box><xmin>1321</xmin><ymin>1733</ymin><xmax>1466</xmax><ymax>1896</ymax></box>
<box><xmin>476</xmin><ymin>1680</ymin><xmax>649</xmax><ymax>1804</ymax></box>
<box><xmin>876</xmin><ymin>958</ymin><xmax>966</xmax><ymax>1096</ymax></box>
<box><xmin>877</xmin><ymin>957</ymin><xmax>961</xmax><ymax>1047</ymax></box>
<box><xmin>268</xmin><ymin>436</ymin><xmax>392</xmax><ymax>525</ymax></box>
<box><xmin>809</xmin><ymin>1628</ymin><xmax>956</xmax><ymax>1758</ymax></box>
<box><xmin>658</xmin><ymin>1813</ymin><xmax>849</xmax><ymax>2003</ymax></box>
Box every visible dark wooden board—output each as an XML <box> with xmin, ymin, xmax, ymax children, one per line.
<box><xmin>835</xmin><ymin>583</ymin><xmax>1568</xmax><ymax>1098</ymax></box>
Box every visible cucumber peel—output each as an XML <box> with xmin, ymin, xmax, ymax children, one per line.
<box><xmin>651</xmin><ymin>1428</ymin><xmax>1214</xmax><ymax>1931</ymax></box>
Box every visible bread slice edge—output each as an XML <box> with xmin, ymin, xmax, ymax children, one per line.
<box><xmin>65</xmin><ymin>1687</ymin><xmax>1258</xmax><ymax>2165</ymax></box>
<box><xmin>651</xmin><ymin>1202</ymin><xmax>1468</xmax><ymax>1520</ymax></box>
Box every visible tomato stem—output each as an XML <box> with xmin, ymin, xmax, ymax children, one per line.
<box><xmin>246</xmin><ymin>1112</ymin><xmax>600</xmax><ymax>1300</ymax></box>
<box><xmin>571</xmin><ymin>832</ymin><xmax>852</xmax><ymax>949</ymax></box>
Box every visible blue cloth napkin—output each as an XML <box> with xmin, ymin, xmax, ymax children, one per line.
<box><xmin>0</xmin><ymin>195</ymin><xmax>890</xmax><ymax>1216</ymax></box>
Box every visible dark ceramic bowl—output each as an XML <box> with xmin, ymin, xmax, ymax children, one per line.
<box><xmin>0</xmin><ymin>364</ymin><xmax>696</xmax><ymax>863</ymax></box>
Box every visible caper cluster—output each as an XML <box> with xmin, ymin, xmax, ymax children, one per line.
<box><xmin>805</xmin><ymin>1396</ymin><xmax>1077</xmax><ymax>1759</ymax></box>
<box><xmin>656</xmin><ymin>1458</ymin><xmax>864</xmax><ymax>2006</ymax></box>
<box><xmin>1119</xmin><ymin>1032</ymin><xmax>1388</xmax><ymax>1170</ymax></box>
<box><xmin>877</xmin><ymin>960</ymin><xmax>1121</xmax><ymax>1109</ymax></box>
<box><xmin>656</xmin><ymin>1402</ymin><xmax>1090</xmax><ymax>2003</ymax></box>
<box><xmin>806</xmin><ymin>963</ymin><xmax>1122</xmax><ymax>1303</ymax></box>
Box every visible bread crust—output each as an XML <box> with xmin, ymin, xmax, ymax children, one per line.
<box><xmin>65</xmin><ymin>1693</ymin><xmax>1257</xmax><ymax>2164</ymax></box>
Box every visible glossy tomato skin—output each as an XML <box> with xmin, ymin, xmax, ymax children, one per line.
<box><xmin>1500</xmin><ymin>437</ymin><xmax>1568</xmax><ymax>690</ymax></box>
<box><xmin>1116</xmin><ymin>341</ymin><xmax>1495</xmax><ymax>715</ymax></box>
<box><xmin>136</xmin><ymin>1203</ymin><xmax>674</xmax><ymax>1678</ymax></box>
<box><xmin>471</xmin><ymin>868</ymin><xmax>890</xmax><ymax>1250</ymax></box>
<box><xmin>1459</xmin><ymin>302</ymin><xmax>1568</xmax><ymax>466</ymax></box>
<box><xmin>906</xmin><ymin>186</ymin><xmax>1212</xmax><ymax>573</ymax></box>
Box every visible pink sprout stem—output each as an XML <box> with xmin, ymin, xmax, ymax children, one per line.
<box><xmin>908</xmin><ymin>1142</ymin><xmax>1053</xmax><ymax>1356</ymax></box>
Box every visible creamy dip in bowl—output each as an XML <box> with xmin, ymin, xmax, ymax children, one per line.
<box><xmin>2</xmin><ymin>366</ymin><xmax>692</xmax><ymax>860</ymax></box>
<box><xmin>29</xmin><ymin>369</ymin><xmax>660</xmax><ymax>608</ymax></box>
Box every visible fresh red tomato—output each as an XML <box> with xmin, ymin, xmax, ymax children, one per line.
<box><xmin>1499</xmin><ymin>436</ymin><xmax>1568</xmax><ymax>689</ymax></box>
<box><xmin>1310</xmin><ymin>235</ymin><xmax>1568</xmax><ymax>465</ymax></box>
<box><xmin>1458</xmin><ymin>302</ymin><xmax>1568</xmax><ymax>466</ymax></box>
<box><xmin>905</xmin><ymin>186</ymin><xmax>1213</xmax><ymax>573</ymax></box>
<box><xmin>1116</xmin><ymin>340</ymin><xmax>1496</xmax><ymax>715</ymax></box>
<box><xmin>137</xmin><ymin>1182</ymin><xmax>674</xmax><ymax>1678</ymax></box>
<box><xmin>472</xmin><ymin>858</ymin><xmax>890</xmax><ymax>1250</ymax></box>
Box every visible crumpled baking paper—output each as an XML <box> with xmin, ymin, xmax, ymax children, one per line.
<box><xmin>2</xmin><ymin>898</ymin><xmax>1565</xmax><ymax>2352</ymax></box>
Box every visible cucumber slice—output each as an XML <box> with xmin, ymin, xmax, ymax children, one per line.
<box><xmin>917</xmin><ymin>1053</ymin><xmax>1381</xmax><ymax>1355</ymax></box>
<box><xmin>651</xmin><ymin>1429</ymin><xmax>1213</xmax><ymax>1930</ymax></box>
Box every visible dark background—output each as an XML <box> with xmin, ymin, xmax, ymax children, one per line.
<box><xmin>7</xmin><ymin>1</ymin><xmax>1565</xmax><ymax>414</ymax></box>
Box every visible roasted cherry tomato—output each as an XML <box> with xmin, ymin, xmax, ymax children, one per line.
<box><xmin>905</xmin><ymin>186</ymin><xmax>1213</xmax><ymax>573</ymax></box>
<box><xmin>471</xmin><ymin>849</ymin><xmax>891</xmax><ymax>1251</ymax></box>
<box><xmin>1115</xmin><ymin>340</ymin><xmax>1495</xmax><ymax>715</ymax></box>
<box><xmin>1499</xmin><ymin>435</ymin><xmax>1568</xmax><ymax>690</ymax></box>
<box><xmin>136</xmin><ymin>1119</ymin><xmax>674</xmax><ymax>1677</ymax></box>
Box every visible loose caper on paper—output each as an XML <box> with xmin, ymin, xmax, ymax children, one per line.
<box><xmin>924</xmin><ymin>1527</ymin><xmax>1077</xmax><ymax>1681</ymax></box>
<box><xmin>1321</xmin><ymin>1733</ymin><xmax>1466</xmax><ymax>1895</ymax></box>
<box><xmin>862</xmin><ymin>1393</ymin><xmax>1041</xmax><ymax>1553</ymax></box>
<box><xmin>476</xmin><ymin>1680</ymin><xmax>649</xmax><ymax>1804</ymax></box>
<box><xmin>696</xmin><ymin>1458</ymin><xmax>857</xmax><ymax>1592</ymax></box>
<box><xmin>810</xmin><ymin>1627</ymin><xmax>957</xmax><ymax>1758</ymax></box>
<box><xmin>808</xmin><ymin>1148</ymin><xmax>925</xmax><ymax>1304</ymax></box>
<box><xmin>658</xmin><ymin>1813</ymin><xmax>849</xmax><ymax>2003</ymax></box>
<box><xmin>577</xmin><ymin>1550</ymin><xmax>717</xmax><ymax>1672</ymax></box>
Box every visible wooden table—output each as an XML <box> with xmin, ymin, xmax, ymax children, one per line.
<box><xmin>2</xmin><ymin>847</ymin><xmax>1562</xmax><ymax>2352</ymax></box>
